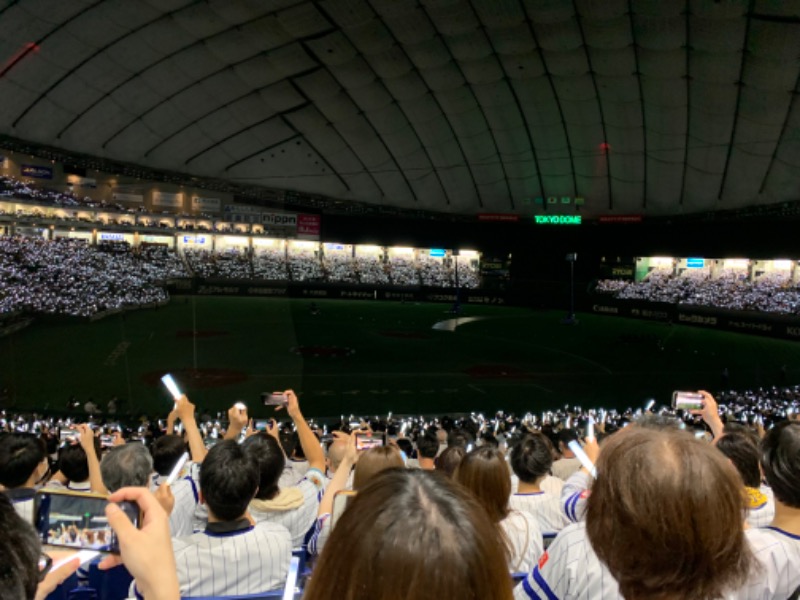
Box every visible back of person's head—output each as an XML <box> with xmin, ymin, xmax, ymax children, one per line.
<box><xmin>58</xmin><ymin>443</ymin><xmax>91</xmax><ymax>483</ymax></box>
<box><xmin>715</xmin><ymin>432</ymin><xmax>761</xmax><ymax>488</ymax></box>
<box><xmin>242</xmin><ymin>433</ymin><xmax>285</xmax><ymax>500</ymax></box>
<box><xmin>303</xmin><ymin>469</ymin><xmax>513</xmax><ymax>600</ymax></box>
<box><xmin>150</xmin><ymin>435</ymin><xmax>188</xmax><ymax>476</ymax></box>
<box><xmin>447</xmin><ymin>428</ymin><xmax>474</xmax><ymax>449</ymax></box>
<box><xmin>0</xmin><ymin>493</ymin><xmax>41</xmax><ymax>600</ymax></box>
<box><xmin>510</xmin><ymin>432</ymin><xmax>553</xmax><ymax>484</ymax></box>
<box><xmin>435</xmin><ymin>446</ymin><xmax>465</xmax><ymax>479</ymax></box>
<box><xmin>586</xmin><ymin>427</ymin><xmax>753</xmax><ymax>600</ymax></box>
<box><xmin>101</xmin><ymin>443</ymin><xmax>153</xmax><ymax>492</ymax></box>
<box><xmin>454</xmin><ymin>446</ymin><xmax>510</xmax><ymax>523</ymax></box>
<box><xmin>0</xmin><ymin>433</ymin><xmax>47</xmax><ymax>488</ymax></box>
<box><xmin>326</xmin><ymin>438</ymin><xmax>347</xmax><ymax>471</ymax></box>
<box><xmin>557</xmin><ymin>428</ymin><xmax>579</xmax><ymax>450</ymax></box>
<box><xmin>353</xmin><ymin>446</ymin><xmax>404</xmax><ymax>490</ymax></box>
<box><xmin>760</xmin><ymin>420</ymin><xmax>800</xmax><ymax>508</ymax></box>
<box><xmin>395</xmin><ymin>438</ymin><xmax>413</xmax><ymax>457</ymax></box>
<box><xmin>416</xmin><ymin>434</ymin><xmax>439</xmax><ymax>459</ymax></box>
<box><xmin>200</xmin><ymin>440</ymin><xmax>259</xmax><ymax>521</ymax></box>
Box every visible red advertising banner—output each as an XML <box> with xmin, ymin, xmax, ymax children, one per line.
<box><xmin>597</xmin><ymin>215</ymin><xmax>643</xmax><ymax>224</ymax></box>
<box><xmin>477</xmin><ymin>213</ymin><xmax>520</xmax><ymax>222</ymax></box>
<box><xmin>297</xmin><ymin>214</ymin><xmax>321</xmax><ymax>236</ymax></box>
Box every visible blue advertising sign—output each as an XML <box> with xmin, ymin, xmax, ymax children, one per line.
<box><xmin>686</xmin><ymin>258</ymin><xmax>705</xmax><ymax>269</ymax></box>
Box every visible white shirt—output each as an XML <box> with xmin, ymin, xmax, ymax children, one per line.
<box><xmin>501</xmin><ymin>510</ymin><xmax>544</xmax><ymax>575</ymax></box>
<box><xmin>511</xmin><ymin>474</ymin><xmax>564</xmax><ymax>496</ymax></box>
<box><xmin>7</xmin><ymin>488</ymin><xmax>36</xmax><ymax>524</ymax></box>
<box><xmin>249</xmin><ymin>469</ymin><xmax>326</xmax><ymax>549</ymax></box>
<box><xmin>510</xmin><ymin>491</ymin><xmax>571</xmax><ymax>538</ymax></box>
<box><xmin>732</xmin><ymin>527</ymin><xmax>800</xmax><ymax>599</ymax></box>
<box><xmin>551</xmin><ymin>457</ymin><xmax>582</xmax><ymax>481</ymax></box>
<box><xmin>172</xmin><ymin>520</ymin><xmax>292</xmax><ymax>597</ymax></box>
<box><xmin>514</xmin><ymin>521</ymin><xmax>621</xmax><ymax>600</ymax></box>
<box><xmin>151</xmin><ymin>472</ymin><xmax>199</xmax><ymax>538</ymax></box>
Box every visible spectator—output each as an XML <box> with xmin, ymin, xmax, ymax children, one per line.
<box><xmin>714</xmin><ymin>432</ymin><xmax>775</xmax><ymax>528</ymax></box>
<box><xmin>518</xmin><ymin>427</ymin><xmax>754</xmax><ymax>599</ymax></box>
<box><xmin>0</xmin><ymin>433</ymin><xmax>49</xmax><ymax>521</ymax></box>
<box><xmin>416</xmin><ymin>433</ymin><xmax>439</xmax><ymax>470</ymax></box>
<box><xmin>551</xmin><ymin>429</ymin><xmax>581</xmax><ymax>480</ymax></box>
<box><xmin>735</xmin><ymin>421</ymin><xmax>800</xmax><ymax>598</ymax></box>
<box><xmin>149</xmin><ymin>434</ymin><xmax>198</xmax><ymax>538</ymax></box>
<box><xmin>169</xmin><ymin>440</ymin><xmax>291</xmax><ymax>597</ymax></box>
<box><xmin>456</xmin><ymin>447</ymin><xmax>543</xmax><ymax>574</ymax></box>
<box><xmin>100</xmin><ymin>443</ymin><xmax>153</xmax><ymax>492</ymax></box>
<box><xmin>509</xmin><ymin>433</ymin><xmax>570</xmax><ymax>540</ymax></box>
<box><xmin>434</xmin><ymin>446</ymin><xmax>465</xmax><ymax>479</ymax></box>
<box><xmin>304</xmin><ymin>468</ymin><xmax>514</xmax><ymax>600</ymax></box>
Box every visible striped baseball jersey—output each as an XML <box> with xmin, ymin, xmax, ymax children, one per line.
<box><xmin>561</xmin><ymin>470</ymin><xmax>592</xmax><ymax>523</ymax></box>
<box><xmin>503</xmin><ymin>509</ymin><xmax>544</xmax><ymax>575</ymax></box>
<box><xmin>6</xmin><ymin>487</ymin><xmax>36</xmax><ymax>524</ymax></box>
<box><xmin>511</xmin><ymin>474</ymin><xmax>565</xmax><ymax>497</ymax></box>
<box><xmin>150</xmin><ymin>472</ymin><xmax>199</xmax><ymax>538</ymax></box>
<box><xmin>249</xmin><ymin>468</ymin><xmax>326</xmax><ymax>549</ymax></box>
<box><xmin>514</xmin><ymin>521</ymin><xmax>621</xmax><ymax>600</ymax></box>
<box><xmin>745</xmin><ymin>486</ymin><xmax>776</xmax><ymax>529</ymax></box>
<box><xmin>731</xmin><ymin>526</ymin><xmax>800</xmax><ymax>599</ymax></box>
<box><xmin>510</xmin><ymin>491</ymin><xmax>571</xmax><ymax>538</ymax></box>
<box><xmin>172</xmin><ymin>519</ymin><xmax>292</xmax><ymax>597</ymax></box>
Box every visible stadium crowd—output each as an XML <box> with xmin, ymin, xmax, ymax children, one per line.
<box><xmin>1</xmin><ymin>385</ymin><xmax>799</xmax><ymax>599</ymax></box>
<box><xmin>597</xmin><ymin>268</ymin><xmax>800</xmax><ymax>315</ymax></box>
<box><xmin>0</xmin><ymin>236</ymin><xmax>186</xmax><ymax>317</ymax></box>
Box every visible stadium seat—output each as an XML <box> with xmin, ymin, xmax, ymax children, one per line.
<box><xmin>45</xmin><ymin>573</ymin><xmax>79</xmax><ymax>600</ymax></box>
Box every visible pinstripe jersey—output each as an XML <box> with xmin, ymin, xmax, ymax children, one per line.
<box><xmin>511</xmin><ymin>474</ymin><xmax>565</xmax><ymax>497</ymax></box>
<box><xmin>561</xmin><ymin>470</ymin><xmax>592</xmax><ymax>523</ymax></box>
<box><xmin>172</xmin><ymin>519</ymin><xmax>292</xmax><ymax>597</ymax></box>
<box><xmin>730</xmin><ymin>527</ymin><xmax>800</xmax><ymax>600</ymax></box>
<box><xmin>510</xmin><ymin>491</ymin><xmax>571</xmax><ymax>538</ymax></box>
<box><xmin>150</xmin><ymin>472</ymin><xmax>199</xmax><ymax>538</ymax></box>
<box><xmin>503</xmin><ymin>510</ymin><xmax>544</xmax><ymax>574</ymax></box>
<box><xmin>6</xmin><ymin>488</ymin><xmax>36</xmax><ymax>524</ymax></box>
<box><xmin>249</xmin><ymin>469</ymin><xmax>326</xmax><ymax>549</ymax></box>
<box><xmin>514</xmin><ymin>521</ymin><xmax>621</xmax><ymax>600</ymax></box>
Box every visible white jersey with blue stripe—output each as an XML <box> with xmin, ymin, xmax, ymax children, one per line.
<box><xmin>561</xmin><ymin>470</ymin><xmax>591</xmax><ymax>523</ymax></box>
<box><xmin>150</xmin><ymin>472</ymin><xmax>199</xmax><ymax>538</ymax></box>
<box><xmin>513</xmin><ymin>521</ymin><xmax>621</xmax><ymax>600</ymax></box>
<box><xmin>510</xmin><ymin>492</ymin><xmax>571</xmax><ymax>539</ymax></box>
<box><xmin>730</xmin><ymin>527</ymin><xmax>800</xmax><ymax>600</ymax></box>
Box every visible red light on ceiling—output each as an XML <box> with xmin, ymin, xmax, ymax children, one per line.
<box><xmin>599</xmin><ymin>142</ymin><xmax>611</xmax><ymax>152</ymax></box>
<box><xmin>0</xmin><ymin>42</ymin><xmax>41</xmax><ymax>78</ymax></box>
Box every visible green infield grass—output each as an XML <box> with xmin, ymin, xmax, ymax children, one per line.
<box><xmin>2</xmin><ymin>296</ymin><xmax>799</xmax><ymax>419</ymax></box>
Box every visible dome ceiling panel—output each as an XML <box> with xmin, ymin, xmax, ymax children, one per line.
<box><xmin>0</xmin><ymin>0</ymin><xmax>797</xmax><ymax>218</ymax></box>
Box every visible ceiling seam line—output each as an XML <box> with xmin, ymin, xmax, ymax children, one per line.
<box><xmin>628</xmin><ymin>0</ymin><xmax>648</xmax><ymax>209</ymax></box>
<box><xmin>678</xmin><ymin>1</ymin><xmax>691</xmax><ymax>208</ymax></box>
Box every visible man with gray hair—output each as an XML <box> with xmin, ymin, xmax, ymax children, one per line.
<box><xmin>100</xmin><ymin>443</ymin><xmax>153</xmax><ymax>493</ymax></box>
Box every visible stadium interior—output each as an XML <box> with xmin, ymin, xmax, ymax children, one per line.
<box><xmin>1</xmin><ymin>1</ymin><xmax>800</xmax><ymax>599</ymax></box>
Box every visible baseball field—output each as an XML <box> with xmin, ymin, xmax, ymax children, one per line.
<box><xmin>2</xmin><ymin>296</ymin><xmax>799</xmax><ymax>419</ymax></box>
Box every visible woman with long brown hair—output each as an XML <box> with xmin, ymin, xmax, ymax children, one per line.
<box><xmin>455</xmin><ymin>446</ymin><xmax>544</xmax><ymax>574</ymax></box>
<box><xmin>304</xmin><ymin>468</ymin><xmax>513</xmax><ymax>600</ymax></box>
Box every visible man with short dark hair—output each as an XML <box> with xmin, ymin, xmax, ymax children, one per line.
<box><xmin>0</xmin><ymin>433</ymin><xmax>49</xmax><ymax>521</ymax></box>
<box><xmin>149</xmin><ymin>434</ymin><xmax>198</xmax><ymax>537</ymax></box>
<box><xmin>169</xmin><ymin>440</ymin><xmax>292</xmax><ymax>597</ymax></box>
<box><xmin>551</xmin><ymin>429</ymin><xmax>581</xmax><ymax>480</ymax></box>
<box><xmin>416</xmin><ymin>433</ymin><xmax>439</xmax><ymax>470</ymax></box>
<box><xmin>734</xmin><ymin>421</ymin><xmax>800</xmax><ymax>599</ymax></box>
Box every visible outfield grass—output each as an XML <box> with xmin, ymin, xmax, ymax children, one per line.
<box><xmin>3</xmin><ymin>297</ymin><xmax>800</xmax><ymax>419</ymax></box>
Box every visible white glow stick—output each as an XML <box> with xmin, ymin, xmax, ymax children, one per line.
<box><xmin>166</xmin><ymin>452</ymin><xmax>190</xmax><ymax>486</ymax></box>
<box><xmin>161</xmin><ymin>374</ymin><xmax>182</xmax><ymax>400</ymax></box>
<box><xmin>234</xmin><ymin>402</ymin><xmax>246</xmax><ymax>412</ymax></box>
<box><xmin>645</xmin><ymin>399</ymin><xmax>655</xmax><ymax>412</ymax></box>
<box><xmin>282</xmin><ymin>556</ymin><xmax>300</xmax><ymax>600</ymax></box>
<box><xmin>586</xmin><ymin>417</ymin><xmax>595</xmax><ymax>441</ymax></box>
<box><xmin>568</xmin><ymin>440</ymin><xmax>597</xmax><ymax>478</ymax></box>
<box><xmin>51</xmin><ymin>550</ymin><xmax>99</xmax><ymax>571</ymax></box>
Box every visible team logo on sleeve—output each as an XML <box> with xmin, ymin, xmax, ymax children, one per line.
<box><xmin>538</xmin><ymin>551</ymin><xmax>549</xmax><ymax>570</ymax></box>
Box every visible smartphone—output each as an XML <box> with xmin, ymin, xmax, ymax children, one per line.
<box><xmin>99</xmin><ymin>435</ymin><xmax>114</xmax><ymax>447</ymax></box>
<box><xmin>34</xmin><ymin>490</ymin><xmax>139</xmax><ymax>553</ymax></box>
<box><xmin>355</xmin><ymin>432</ymin><xmax>383</xmax><ymax>451</ymax></box>
<box><xmin>672</xmin><ymin>391</ymin><xmax>705</xmax><ymax>412</ymax></box>
<box><xmin>254</xmin><ymin>419</ymin><xmax>271</xmax><ymax>431</ymax></box>
<box><xmin>262</xmin><ymin>392</ymin><xmax>287</xmax><ymax>406</ymax></box>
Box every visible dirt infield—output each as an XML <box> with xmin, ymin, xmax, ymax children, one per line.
<box><xmin>465</xmin><ymin>365</ymin><xmax>531</xmax><ymax>379</ymax></box>
<box><xmin>142</xmin><ymin>368</ymin><xmax>247</xmax><ymax>389</ymax></box>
